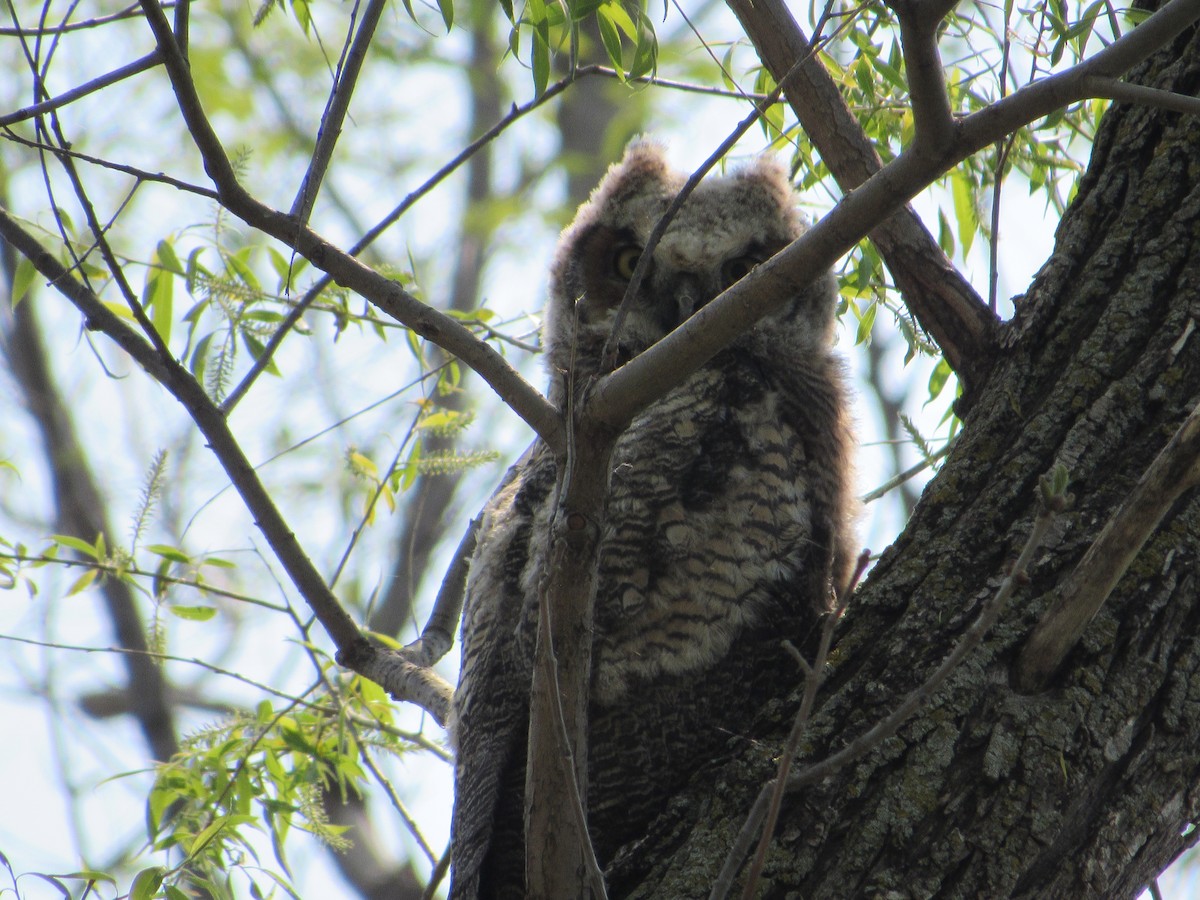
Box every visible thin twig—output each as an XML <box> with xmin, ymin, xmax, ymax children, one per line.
<box><xmin>0</xmin><ymin>2</ymin><xmax>163</xmax><ymax>36</ymax></box>
<box><xmin>736</xmin><ymin>551</ymin><xmax>871</xmax><ymax>900</ymax></box>
<box><xmin>0</xmin><ymin>129</ymin><xmax>218</xmax><ymax>198</ymax></box>
<box><xmin>861</xmin><ymin>438</ymin><xmax>953</xmax><ymax>504</ymax></box>
<box><xmin>0</xmin><ymin>52</ymin><xmax>161</xmax><ymax>127</ymax></box>
<box><xmin>0</xmin><ymin>551</ymin><xmax>291</xmax><ymax>612</ymax></box>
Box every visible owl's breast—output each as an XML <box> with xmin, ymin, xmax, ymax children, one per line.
<box><xmin>590</xmin><ymin>355</ymin><xmax>817</xmax><ymax>705</ymax></box>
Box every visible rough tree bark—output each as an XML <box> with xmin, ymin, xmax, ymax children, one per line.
<box><xmin>602</xmin><ymin>19</ymin><xmax>1200</xmax><ymax>900</ymax></box>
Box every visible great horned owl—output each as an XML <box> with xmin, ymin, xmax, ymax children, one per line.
<box><xmin>449</xmin><ymin>142</ymin><xmax>856</xmax><ymax>899</ymax></box>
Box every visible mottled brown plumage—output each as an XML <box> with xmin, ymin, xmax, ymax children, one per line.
<box><xmin>449</xmin><ymin>142</ymin><xmax>856</xmax><ymax>898</ymax></box>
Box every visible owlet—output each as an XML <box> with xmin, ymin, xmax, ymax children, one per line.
<box><xmin>448</xmin><ymin>142</ymin><xmax>856</xmax><ymax>898</ymax></box>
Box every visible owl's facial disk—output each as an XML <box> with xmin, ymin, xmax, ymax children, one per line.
<box><xmin>572</xmin><ymin>219</ymin><xmax>786</xmax><ymax>360</ymax></box>
<box><xmin>545</xmin><ymin>144</ymin><xmax>831</xmax><ymax>388</ymax></box>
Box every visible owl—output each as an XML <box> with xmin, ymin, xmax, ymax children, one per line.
<box><xmin>448</xmin><ymin>142</ymin><xmax>856</xmax><ymax>899</ymax></box>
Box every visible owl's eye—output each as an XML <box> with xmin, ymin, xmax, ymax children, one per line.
<box><xmin>612</xmin><ymin>245</ymin><xmax>643</xmax><ymax>281</ymax></box>
<box><xmin>720</xmin><ymin>254</ymin><xmax>765</xmax><ymax>288</ymax></box>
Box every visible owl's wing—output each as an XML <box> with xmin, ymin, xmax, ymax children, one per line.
<box><xmin>772</xmin><ymin>349</ymin><xmax>857</xmax><ymax>597</ymax></box>
<box><xmin>449</xmin><ymin>443</ymin><xmax>555</xmax><ymax>899</ymax></box>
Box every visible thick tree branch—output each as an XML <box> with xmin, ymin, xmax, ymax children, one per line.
<box><xmin>728</xmin><ymin>0</ymin><xmax>999</xmax><ymax>402</ymax></box>
<box><xmin>889</xmin><ymin>0</ymin><xmax>956</xmax><ymax>150</ymax></box>
<box><xmin>525</xmin><ymin>418</ymin><xmax>615</xmax><ymax>899</ymax></box>
<box><xmin>1015</xmin><ymin>403</ymin><xmax>1200</xmax><ymax>692</ymax></box>
<box><xmin>595</xmin><ymin>0</ymin><xmax>1200</xmax><ymax>432</ymax></box>
<box><xmin>395</xmin><ymin>516</ymin><xmax>478</xmax><ymax>666</ymax></box>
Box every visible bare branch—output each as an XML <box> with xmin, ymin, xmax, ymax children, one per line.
<box><xmin>290</xmin><ymin>0</ymin><xmax>386</xmax><ymax>224</ymax></box>
<box><xmin>525</xmin><ymin>420</ymin><xmax>614</xmax><ymax>898</ymax></box>
<box><xmin>397</xmin><ymin>514</ymin><xmax>479</xmax><ymax>667</ymax></box>
<box><xmin>1014</xmin><ymin>403</ymin><xmax>1200</xmax><ymax>692</ymax></box>
<box><xmin>0</xmin><ymin>129</ymin><xmax>218</xmax><ymax>198</ymax></box>
<box><xmin>352</xmin><ymin>649</ymin><xmax>454</xmax><ymax>726</ymax></box>
<box><xmin>861</xmin><ymin>438</ymin><xmax>953</xmax><ymax>504</ymax></box>
<box><xmin>1082</xmin><ymin>74</ymin><xmax>1200</xmax><ymax>115</ymax></box>
<box><xmin>728</xmin><ymin>0</ymin><xmax>999</xmax><ymax>402</ymax></box>
<box><xmin>889</xmin><ymin>0</ymin><xmax>956</xmax><ymax>150</ymax></box>
<box><xmin>0</xmin><ymin>52</ymin><xmax>161</xmax><ymax>127</ymax></box>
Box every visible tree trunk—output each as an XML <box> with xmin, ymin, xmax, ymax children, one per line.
<box><xmin>605</xmin><ymin>22</ymin><xmax>1200</xmax><ymax>900</ymax></box>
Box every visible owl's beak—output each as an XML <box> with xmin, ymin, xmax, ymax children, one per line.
<box><xmin>667</xmin><ymin>271</ymin><xmax>712</xmax><ymax>327</ymax></box>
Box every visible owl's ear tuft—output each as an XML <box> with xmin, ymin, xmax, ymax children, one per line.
<box><xmin>582</xmin><ymin>139</ymin><xmax>679</xmax><ymax>212</ymax></box>
<box><xmin>617</xmin><ymin>137</ymin><xmax>669</xmax><ymax>173</ymax></box>
<box><xmin>734</xmin><ymin>156</ymin><xmax>798</xmax><ymax>207</ymax></box>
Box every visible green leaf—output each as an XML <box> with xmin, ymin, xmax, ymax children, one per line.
<box><xmin>951</xmin><ymin>171</ymin><xmax>977</xmax><ymax>257</ymax></box>
<box><xmin>927</xmin><ymin>357</ymin><xmax>952</xmax><ymax>404</ymax></box>
<box><xmin>157</xmin><ymin>239</ymin><xmax>184</xmax><ymax>276</ymax></box>
<box><xmin>147</xmin><ymin>544</ymin><xmax>192</xmax><ymax>563</ymax></box>
<box><xmin>130</xmin><ymin>866</ymin><xmax>166</xmax><ymax>900</ymax></box>
<box><xmin>11</xmin><ymin>255</ymin><xmax>37</xmax><ymax>307</ymax></box>
<box><xmin>436</xmin><ymin>0</ymin><xmax>453</xmax><ymax>31</ymax></box>
<box><xmin>52</xmin><ymin>533</ymin><xmax>101</xmax><ymax>558</ymax></box>
<box><xmin>242</xmin><ymin>332</ymin><xmax>281</xmax><ymax>376</ymax></box>
<box><xmin>854</xmin><ymin>299</ymin><xmax>877</xmax><ymax>345</ymax></box>
<box><xmin>628</xmin><ymin>12</ymin><xmax>657</xmax><ymax>81</ymax></box>
<box><xmin>168</xmin><ymin>605</ymin><xmax>218</xmax><ymax>621</ymax></box>
<box><xmin>596</xmin><ymin>7</ymin><xmax>624</xmax><ymax>76</ymax></box>
<box><xmin>141</xmin><ymin>262</ymin><xmax>175</xmax><ymax>346</ymax></box>
<box><xmin>531</xmin><ymin>29</ymin><xmax>550</xmax><ymax>97</ymax></box>
<box><xmin>601</xmin><ymin>1</ymin><xmax>637</xmax><ymax>39</ymax></box>
<box><xmin>226</xmin><ymin>248</ymin><xmax>261</xmax><ymax>293</ymax></box>
<box><xmin>65</xmin><ymin>568</ymin><xmax>99</xmax><ymax>596</ymax></box>
<box><xmin>185</xmin><ymin>248</ymin><xmax>209</xmax><ymax>294</ymax></box>
<box><xmin>290</xmin><ymin>0</ymin><xmax>312</xmax><ymax>34</ymax></box>
<box><xmin>102</xmin><ymin>301</ymin><xmax>136</xmax><ymax>321</ymax></box>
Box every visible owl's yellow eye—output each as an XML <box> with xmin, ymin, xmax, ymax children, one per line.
<box><xmin>612</xmin><ymin>245</ymin><xmax>643</xmax><ymax>281</ymax></box>
<box><xmin>720</xmin><ymin>254</ymin><xmax>764</xmax><ymax>288</ymax></box>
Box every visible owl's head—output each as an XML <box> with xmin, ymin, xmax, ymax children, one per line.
<box><xmin>544</xmin><ymin>141</ymin><xmax>837</xmax><ymax>396</ymax></box>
